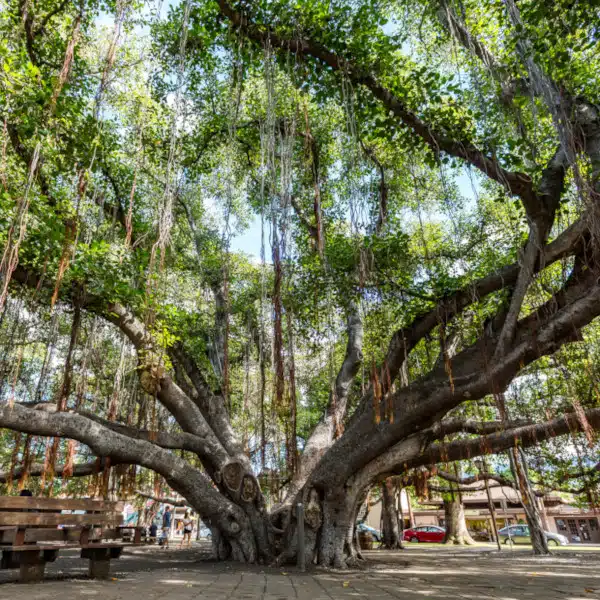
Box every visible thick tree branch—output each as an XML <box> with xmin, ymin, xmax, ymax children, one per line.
<box><xmin>169</xmin><ymin>342</ymin><xmax>243</xmax><ymax>459</ymax></box>
<box><xmin>494</xmin><ymin>147</ymin><xmax>568</xmax><ymax>356</ymax></box>
<box><xmin>136</xmin><ymin>490</ymin><xmax>191</xmax><ymax>508</ymax></box>
<box><xmin>435</xmin><ymin>469</ymin><xmax>518</xmax><ymax>491</ymax></box>
<box><xmin>372</xmin><ymin>215</ymin><xmax>586</xmax><ymax>400</ymax></box>
<box><xmin>21</xmin><ymin>401</ymin><xmax>209</xmax><ymax>455</ymax></box>
<box><xmin>284</xmin><ymin>302</ymin><xmax>363</xmax><ymax>502</ymax></box>
<box><xmin>307</xmin><ymin>242</ymin><xmax>600</xmax><ymax>490</ymax></box>
<box><xmin>413</xmin><ymin>407</ymin><xmax>600</xmax><ymax>469</ymax></box>
<box><xmin>0</xmin><ymin>459</ymin><xmax>111</xmax><ymax>484</ymax></box>
<box><xmin>0</xmin><ymin>403</ymin><xmax>252</xmax><ymax>543</ymax></box>
<box><xmin>9</xmin><ymin>265</ymin><xmax>235</xmax><ymax>475</ymax></box>
<box><xmin>103</xmin><ymin>303</ymin><xmax>235</xmax><ymax>472</ymax></box>
<box><xmin>432</xmin><ymin>416</ymin><xmax>531</xmax><ymax>438</ymax></box>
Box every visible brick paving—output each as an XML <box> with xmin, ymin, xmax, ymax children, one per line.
<box><xmin>1</xmin><ymin>544</ymin><xmax>599</xmax><ymax>599</ymax></box>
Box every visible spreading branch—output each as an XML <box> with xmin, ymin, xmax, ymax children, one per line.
<box><xmin>0</xmin><ymin>402</ymin><xmax>252</xmax><ymax>543</ymax></box>
<box><xmin>414</xmin><ymin>407</ymin><xmax>600</xmax><ymax>469</ymax></box>
<box><xmin>217</xmin><ymin>0</ymin><xmax>538</xmax><ymax>205</ymax></box>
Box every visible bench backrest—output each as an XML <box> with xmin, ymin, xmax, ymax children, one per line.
<box><xmin>0</xmin><ymin>497</ymin><xmax>123</xmax><ymax>529</ymax></box>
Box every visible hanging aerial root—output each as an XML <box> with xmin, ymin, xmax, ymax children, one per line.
<box><xmin>62</xmin><ymin>439</ymin><xmax>77</xmax><ymax>481</ymax></box>
<box><xmin>51</xmin><ymin>218</ymin><xmax>78</xmax><ymax>309</ymax></box>
<box><xmin>6</xmin><ymin>432</ymin><xmax>22</xmax><ymax>492</ymax></box>
<box><xmin>49</xmin><ymin>13</ymin><xmax>82</xmax><ymax>111</ymax></box>
<box><xmin>371</xmin><ymin>360</ymin><xmax>381</xmax><ymax>424</ymax></box>
<box><xmin>17</xmin><ymin>435</ymin><xmax>32</xmax><ymax>491</ymax></box>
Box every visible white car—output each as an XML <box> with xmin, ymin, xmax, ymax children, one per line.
<box><xmin>498</xmin><ymin>525</ymin><xmax>569</xmax><ymax>546</ymax></box>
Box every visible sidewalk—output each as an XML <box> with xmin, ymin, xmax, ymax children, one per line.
<box><xmin>2</xmin><ymin>545</ymin><xmax>600</xmax><ymax>599</ymax></box>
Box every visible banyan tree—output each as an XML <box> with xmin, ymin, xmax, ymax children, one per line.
<box><xmin>0</xmin><ymin>0</ymin><xmax>599</xmax><ymax>566</ymax></box>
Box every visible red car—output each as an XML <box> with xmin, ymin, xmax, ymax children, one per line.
<box><xmin>403</xmin><ymin>525</ymin><xmax>446</xmax><ymax>543</ymax></box>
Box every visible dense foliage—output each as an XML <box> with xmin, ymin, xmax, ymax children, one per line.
<box><xmin>0</xmin><ymin>0</ymin><xmax>599</xmax><ymax>564</ymax></box>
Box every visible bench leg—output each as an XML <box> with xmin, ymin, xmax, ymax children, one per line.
<box><xmin>89</xmin><ymin>556</ymin><xmax>111</xmax><ymax>579</ymax></box>
<box><xmin>82</xmin><ymin>548</ymin><xmax>111</xmax><ymax>579</ymax></box>
<box><xmin>1</xmin><ymin>550</ymin><xmax>17</xmax><ymax>569</ymax></box>
<box><xmin>19</xmin><ymin>551</ymin><xmax>45</xmax><ymax>583</ymax></box>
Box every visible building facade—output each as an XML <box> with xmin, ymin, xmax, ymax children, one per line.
<box><xmin>365</xmin><ymin>484</ymin><xmax>600</xmax><ymax>544</ymax></box>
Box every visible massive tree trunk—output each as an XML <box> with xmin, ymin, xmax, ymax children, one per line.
<box><xmin>2</xmin><ymin>0</ymin><xmax>600</xmax><ymax>570</ymax></box>
<box><xmin>443</xmin><ymin>496</ymin><xmax>476</xmax><ymax>546</ymax></box>
<box><xmin>381</xmin><ymin>478</ymin><xmax>404</xmax><ymax>549</ymax></box>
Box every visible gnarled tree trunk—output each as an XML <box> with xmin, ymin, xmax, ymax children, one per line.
<box><xmin>2</xmin><ymin>0</ymin><xmax>600</xmax><ymax>570</ymax></box>
<box><xmin>381</xmin><ymin>478</ymin><xmax>404</xmax><ymax>549</ymax></box>
<box><xmin>443</xmin><ymin>496</ymin><xmax>476</xmax><ymax>545</ymax></box>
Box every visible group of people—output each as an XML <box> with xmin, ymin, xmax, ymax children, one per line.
<box><xmin>148</xmin><ymin>506</ymin><xmax>194</xmax><ymax>549</ymax></box>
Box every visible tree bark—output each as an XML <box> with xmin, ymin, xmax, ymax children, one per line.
<box><xmin>381</xmin><ymin>478</ymin><xmax>403</xmax><ymax>549</ymax></box>
<box><xmin>509</xmin><ymin>448</ymin><xmax>549</xmax><ymax>555</ymax></box>
<box><xmin>443</xmin><ymin>496</ymin><xmax>476</xmax><ymax>546</ymax></box>
<box><xmin>4</xmin><ymin>0</ymin><xmax>600</xmax><ymax>567</ymax></box>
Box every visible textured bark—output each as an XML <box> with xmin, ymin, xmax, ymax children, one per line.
<box><xmin>381</xmin><ymin>478</ymin><xmax>403</xmax><ymax>549</ymax></box>
<box><xmin>509</xmin><ymin>448</ymin><xmax>549</xmax><ymax>555</ymax></box>
<box><xmin>3</xmin><ymin>0</ymin><xmax>600</xmax><ymax>568</ymax></box>
<box><xmin>284</xmin><ymin>304</ymin><xmax>363</xmax><ymax>503</ymax></box>
<box><xmin>443</xmin><ymin>496</ymin><xmax>476</xmax><ymax>546</ymax></box>
<box><xmin>0</xmin><ymin>460</ymin><xmax>110</xmax><ymax>483</ymax></box>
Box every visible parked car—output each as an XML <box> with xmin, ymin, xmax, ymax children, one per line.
<box><xmin>198</xmin><ymin>525</ymin><xmax>212</xmax><ymax>540</ymax></box>
<box><xmin>356</xmin><ymin>522</ymin><xmax>381</xmax><ymax>543</ymax></box>
<box><xmin>469</xmin><ymin>529</ymin><xmax>492</xmax><ymax>542</ymax></box>
<box><xmin>403</xmin><ymin>525</ymin><xmax>446</xmax><ymax>543</ymax></box>
<box><xmin>498</xmin><ymin>525</ymin><xmax>569</xmax><ymax>546</ymax></box>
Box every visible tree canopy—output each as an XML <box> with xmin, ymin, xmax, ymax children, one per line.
<box><xmin>0</xmin><ymin>0</ymin><xmax>599</xmax><ymax>566</ymax></box>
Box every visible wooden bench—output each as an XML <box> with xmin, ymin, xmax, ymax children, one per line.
<box><xmin>0</xmin><ymin>496</ymin><xmax>144</xmax><ymax>582</ymax></box>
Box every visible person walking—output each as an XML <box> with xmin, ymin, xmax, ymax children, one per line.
<box><xmin>161</xmin><ymin>506</ymin><xmax>172</xmax><ymax>549</ymax></box>
<box><xmin>179</xmin><ymin>511</ymin><xmax>193</xmax><ymax>549</ymax></box>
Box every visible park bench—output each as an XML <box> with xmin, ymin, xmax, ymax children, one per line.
<box><xmin>0</xmin><ymin>496</ymin><xmax>144</xmax><ymax>582</ymax></box>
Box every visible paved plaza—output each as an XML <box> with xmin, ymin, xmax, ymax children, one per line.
<box><xmin>1</xmin><ymin>544</ymin><xmax>599</xmax><ymax>599</ymax></box>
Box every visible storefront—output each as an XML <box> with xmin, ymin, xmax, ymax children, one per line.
<box><xmin>365</xmin><ymin>484</ymin><xmax>600</xmax><ymax>544</ymax></box>
<box><xmin>554</xmin><ymin>514</ymin><xmax>600</xmax><ymax>543</ymax></box>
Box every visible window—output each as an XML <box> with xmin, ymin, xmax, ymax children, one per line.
<box><xmin>579</xmin><ymin>520</ymin><xmax>591</xmax><ymax>541</ymax></box>
<box><xmin>590</xmin><ymin>519</ymin><xmax>598</xmax><ymax>531</ymax></box>
<box><xmin>567</xmin><ymin>519</ymin><xmax>578</xmax><ymax>535</ymax></box>
<box><xmin>556</xmin><ymin>519</ymin><xmax>567</xmax><ymax>531</ymax></box>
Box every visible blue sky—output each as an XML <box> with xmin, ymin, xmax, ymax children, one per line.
<box><xmin>229</xmin><ymin>169</ymin><xmax>482</xmax><ymax>259</ymax></box>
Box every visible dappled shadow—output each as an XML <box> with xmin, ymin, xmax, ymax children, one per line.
<box><xmin>0</xmin><ymin>542</ymin><xmax>214</xmax><ymax>585</ymax></box>
<box><xmin>1</xmin><ymin>543</ymin><xmax>599</xmax><ymax>599</ymax></box>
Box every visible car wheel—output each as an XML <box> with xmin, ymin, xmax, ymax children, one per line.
<box><xmin>548</xmin><ymin>539</ymin><xmax>559</xmax><ymax>547</ymax></box>
<box><xmin>410</xmin><ymin>537</ymin><xmax>419</xmax><ymax>543</ymax></box>
<box><xmin>503</xmin><ymin>538</ymin><xmax>513</xmax><ymax>545</ymax></box>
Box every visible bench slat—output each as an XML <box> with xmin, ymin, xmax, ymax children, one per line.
<box><xmin>0</xmin><ymin>497</ymin><xmax>121</xmax><ymax>512</ymax></box>
<box><xmin>0</xmin><ymin>512</ymin><xmax>120</xmax><ymax>527</ymax></box>
<box><xmin>0</xmin><ymin>542</ymin><xmax>141</xmax><ymax>552</ymax></box>
<box><xmin>1</xmin><ymin>526</ymin><xmax>143</xmax><ymax>544</ymax></box>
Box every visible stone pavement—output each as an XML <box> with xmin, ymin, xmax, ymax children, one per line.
<box><xmin>1</xmin><ymin>545</ymin><xmax>599</xmax><ymax>599</ymax></box>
